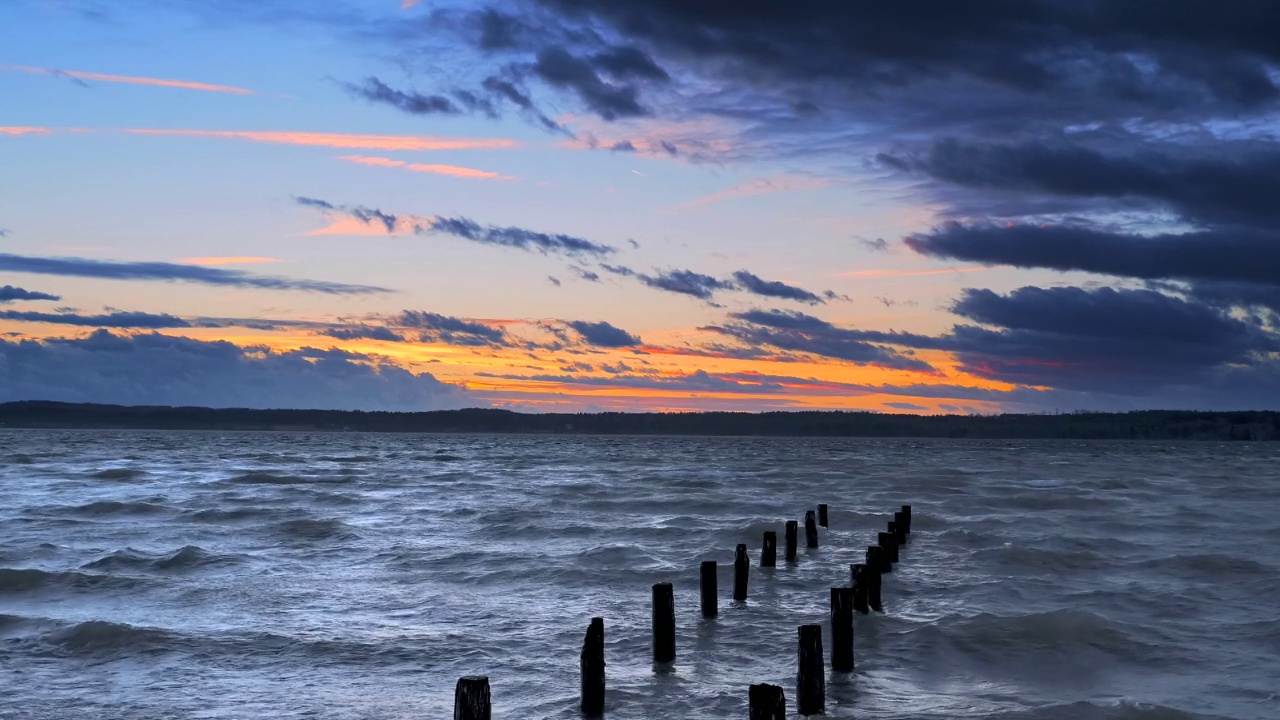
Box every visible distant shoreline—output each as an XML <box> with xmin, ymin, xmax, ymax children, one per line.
<box><xmin>1</xmin><ymin>401</ymin><xmax>1276</xmax><ymax>440</ymax></box>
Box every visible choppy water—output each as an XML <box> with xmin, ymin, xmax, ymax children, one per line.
<box><xmin>1</xmin><ymin>430</ymin><xmax>1278</xmax><ymax>719</ymax></box>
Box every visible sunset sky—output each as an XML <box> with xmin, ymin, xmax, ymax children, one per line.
<box><xmin>3</xmin><ymin>1</ymin><xmax>1279</xmax><ymax>413</ymax></box>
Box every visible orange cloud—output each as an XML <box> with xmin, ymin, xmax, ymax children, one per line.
<box><xmin>178</xmin><ymin>256</ymin><xmax>281</xmax><ymax>265</ymax></box>
<box><xmin>0</xmin><ymin>64</ymin><xmax>254</xmax><ymax>95</ymax></box>
<box><xmin>670</xmin><ymin>174</ymin><xmax>837</xmax><ymax>210</ymax></box>
<box><xmin>336</xmin><ymin>155</ymin><xmax>516</xmax><ymax>180</ymax></box>
<box><xmin>122</xmin><ymin>129</ymin><xmax>518</xmax><ymax>151</ymax></box>
<box><xmin>305</xmin><ymin>213</ymin><xmax>434</xmax><ymax>237</ymax></box>
<box><xmin>840</xmin><ymin>266</ymin><xmax>992</xmax><ymax>278</ymax></box>
<box><xmin>0</xmin><ymin>126</ymin><xmax>51</xmax><ymax>136</ymax></box>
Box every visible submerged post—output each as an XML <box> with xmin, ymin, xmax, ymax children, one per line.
<box><xmin>748</xmin><ymin>683</ymin><xmax>787</xmax><ymax>720</ymax></box>
<box><xmin>861</xmin><ymin>553</ymin><xmax>885</xmax><ymax>612</ymax></box>
<box><xmin>700</xmin><ymin>561</ymin><xmax>717</xmax><ymax>618</ymax></box>
<box><xmin>652</xmin><ymin>582</ymin><xmax>675</xmax><ymax>663</ymax></box>
<box><xmin>761</xmin><ymin>531</ymin><xmax>777</xmax><ymax>568</ymax></box>
<box><xmin>804</xmin><ymin>510</ymin><xmax>819</xmax><ymax>549</ymax></box>
<box><xmin>734</xmin><ymin>544</ymin><xmax>750</xmax><ymax>601</ymax></box>
<box><xmin>453</xmin><ymin>676</ymin><xmax>491</xmax><ymax>720</ymax></box>
<box><xmin>901</xmin><ymin>504</ymin><xmax>912</xmax><ymax>533</ymax></box>
<box><xmin>580</xmin><ymin>617</ymin><xmax>605</xmax><ymax>716</ymax></box>
<box><xmin>797</xmin><ymin>624</ymin><xmax>825</xmax><ymax>716</ymax></box>
<box><xmin>785</xmin><ymin>520</ymin><xmax>799</xmax><ymax>562</ymax></box>
<box><xmin>830</xmin><ymin>587</ymin><xmax>855</xmax><ymax>672</ymax></box>
<box><xmin>850</xmin><ymin>564</ymin><xmax>870</xmax><ymax>615</ymax></box>
<box><xmin>817</xmin><ymin>503</ymin><xmax>829</xmax><ymax>528</ymax></box>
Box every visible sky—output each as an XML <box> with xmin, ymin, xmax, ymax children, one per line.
<box><xmin>2</xmin><ymin>0</ymin><xmax>1279</xmax><ymax>414</ymax></box>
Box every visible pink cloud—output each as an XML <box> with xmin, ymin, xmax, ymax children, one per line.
<box><xmin>0</xmin><ymin>126</ymin><xmax>52</xmax><ymax>136</ymax></box>
<box><xmin>669</xmin><ymin>174</ymin><xmax>837</xmax><ymax>210</ymax></box>
<box><xmin>121</xmin><ymin>129</ymin><xmax>519</xmax><ymax>151</ymax></box>
<box><xmin>178</xmin><ymin>257</ymin><xmax>281</xmax><ymax>265</ymax></box>
<box><xmin>0</xmin><ymin>64</ymin><xmax>255</xmax><ymax>95</ymax></box>
<box><xmin>336</xmin><ymin>155</ymin><xmax>516</xmax><ymax>180</ymax></box>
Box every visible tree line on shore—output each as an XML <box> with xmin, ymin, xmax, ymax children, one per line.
<box><xmin>1</xmin><ymin>401</ymin><xmax>1277</xmax><ymax>440</ymax></box>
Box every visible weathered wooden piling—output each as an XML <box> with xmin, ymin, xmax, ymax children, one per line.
<box><xmin>891</xmin><ymin>516</ymin><xmax>907</xmax><ymax>545</ymax></box>
<box><xmin>817</xmin><ymin>503</ymin><xmax>829</xmax><ymax>528</ymax></box>
<box><xmin>652</xmin><ymin>582</ymin><xmax>675</xmax><ymax>663</ymax></box>
<box><xmin>797</xmin><ymin>624</ymin><xmax>825</xmax><ymax>715</ymax></box>
<box><xmin>868</xmin><ymin>543</ymin><xmax>891</xmax><ymax>575</ymax></box>
<box><xmin>901</xmin><ymin>504</ymin><xmax>912</xmax><ymax>533</ymax></box>
<box><xmin>748</xmin><ymin>683</ymin><xmax>787</xmax><ymax>719</ymax></box>
<box><xmin>453</xmin><ymin>676</ymin><xmax>491</xmax><ymax>720</ymax></box>
<box><xmin>700</xmin><ymin>561</ymin><xmax>717</xmax><ymax>618</ymax></box>
<box><xmin>580</xmin><ymin>617</ymin><xmax>605</xmax><ymax>716</ymax></box>
<box><xmin>860</xmin><ymin>555</ymin><xmax>884</xmax><ymax>612</ymax></box>
<box><xmin>878</xmin><ymin>531</ymin><xmax>900</xmax><ymax>563</ymax></box>
<box><xmin>785</xmin><ymin>520</ymin><xmax>799</xmax><ymax>561</ymax></box>
<box><xmin>850</xmin><ymin>564</ymin><xmax>870</xmax><ymax>614</ymax></box>
<box><xmin>830</xmin><ymin>587</ymin><xmax>855</xmax><ymax>672</ymax></box>
<box><xmin>734</xmin><ymin>543</ymin><xmax>750</xmax><ymax>601</ymax></box>
<box><xmin>804</xmin><ymin>510</ymin><xmax>819</xmax><ymax>549</ymax></box>
<box><xmin>761</xmin><ymin>531</ymin><xmax>777</xmax><ymax>568</ymax></box>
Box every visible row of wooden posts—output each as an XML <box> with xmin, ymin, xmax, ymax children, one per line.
<box><xmin>452</xmin><ymin>504</ymin><xmax>914</xmax><ymax>719</ymax></box>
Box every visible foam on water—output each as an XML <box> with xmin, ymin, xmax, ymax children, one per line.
<box><xmin>1</xmin><ymin>430</ymin><xmax>1277</xmax><ymax>719</ymax></box>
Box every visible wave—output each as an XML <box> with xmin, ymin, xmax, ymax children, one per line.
<box><xmin>184</xmin><ymin>506</ymin><xmax>278</xmax><ymax>522</ymax></box>
<box><xmin>81</xmin><ymin>545</ymin><xmax>238</xmax><ymax>572</ymax></box>
<box><xmin>50</xmin><ymin>619</ymin><xmax>181</xmax><ymax>654</ymax></box>
<box><xmin>227</xmin><ymin>471</ymin><xmax>309</xmax><ymax>485</ymax></box>
<box><xmin>316</xmin><ymin>455</ymin><xmax>378</xmax><ymax>463</ymax></box>
<box><xmin>912</xmin><ymin>608</ymin><xmax>1163</xmax><ymax>664</ymax></box>
<box><xmin>0</xmin><ymin>567</ymin><xmax>147</xmax><ymax>593</ymax></box>
<box><xmin>272</xmin><ymin>518</ymin><xmax>356</xmax><ymax>540</ymax></box>
<box><xmin>7</xmin><ymin>454</ymin><xmax>37</xmax><ymax>465</ymax></box>
<box><xmin>90</xmin><ymin>468</ymin><xmax>147</xmax><ymax>480</ymax></box>
<box><xmin>985</xmin><ymin>700</ymin><xmax>1235</xmax><ymax>720</ymax></box>
<box><xmin>1137</xmin><ymin>553</ymin><xmax>1275</xmax><ymax>579</ymax></box>
<box><xmin>64</xmin><ymin>499</ymin><xmax>169</xmax><ymax>516</ymax></box>
<box><xmin>975</xmin><ymin>544</ymin><xmax>1107</xmax><ymax>572</ymax></box>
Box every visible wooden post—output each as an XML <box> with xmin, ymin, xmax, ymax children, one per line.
<box><xmin>700</xmin><ymin>561</ymin><xmax>717</xmax><ymax>618</ymax></box>
<box><xmin>580</xmin><ymin>617</ymin><xmax>605</xmax><ymax>716</ymax></box>
<box><xmin>901</xmin><ymin>504</ymin><xmax>912</xmax><ymax>533</ymax></box>
<box><xmin>761</xmin><ymin>531</ymin><xmax>777</xmax><ymax>568</ymax></box>
<box><xmin>453</xmin><ymin>676</ymin><xmax>490</xmax><ymax>720</ymax></box>
<box><xmin>785</xmin><ymin>520</ymin><xmax>798</xmax><ymax>562</ymax></box>
<box><xmin>748</xmin><ymin>683</ymin><xmax>787</xmax><ymax>719</ymax></box>
<box><xmin>879</xmin><ymin>531</ymin><xmax>899</xmax><ymax>563</ymax></box>
<box><xmin>734</xmin><ymin>544</ymin><xmax>749</xmax><ymax>601</ymax></box>
<box><xmin>850</xmin><ymin>564</ymin><xmax>870</xmax><ymax>615</ymax></box>
<box><xmin>652</xmin><ymin>582</ymin><xmax>675</xmax><ymax>663</ymax></box>
<box><xmin>817</xmin><ymin>503</ymin><xmax>829</xmax><ymax>528</ymax></box>
<box><xmin>804</xmin><ymin>510</ymin><xmax>819</xmax><ymax>549</ymax></box>
<box><xmin>868</xmin><ymin>544</ymin><xmax>891</xmax><ymax>576</ymax></box>
<box><xmin>830</xmin><ymin>588</ymin><xmax>855</xmax><ymax>672</ymax></box>
<box><xmin>797</xmin><ymin>624</ymin><xmax>825</xmax><ymax>716</ymax></box>
<box><xmin>891</xmin><ymin>516</ymin><xmax>907</xmax><ymax>545</ymax></box>
<box><xmin>861</xmin><ymin>553</ymin><xmax>884</xmax><ymax>612</ymax></box>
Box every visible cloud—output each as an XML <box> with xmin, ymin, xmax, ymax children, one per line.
<box><xmin>706</xmin><ymin>309</ymin><xmax>937</xmax><ymax>372</ymax></box>
<box><xmin>178</xmin><ymin>257</ymin><xmax>281</xmax><ymax>266</ymax></box>
<box><xmin>319</xmin><ymin>325</ymin><xmax>406</xmax><ymax>342</ymax></box>
<box><xmin>425</xmin><ymin>216</ymin><xmax>616</xmax><ymax>256</ymax></box>
<box><xmin>635</xmin><ymin>269</ymin><xmax>735</xmax><ymax>301</ymax></box>
<box><xmin>731</xmin><ymin>270</ymin><xmax>824</xmax><ymax>305</ymax></box>
<box><xmin>884</xmin><ymin>402</ymin><xmax>928</xmax><ymax>411</ymax></box>
<box><xmin>0</xmin><ymin>253</ymin><xmax>391</xmax><ymax>295</ymax></box>
<box><xmin>336</xmin><ymin>155</ymin><xmax>515</xmax><ymax>180</ymax></box>
<box><xmin>394</xmin><ymin>310</ymin><xmax>509</xmax><ymax>346</ymax></box>
<box><xmin>0</xmin><ymin>309</ymin><xmax>192</xmax><ymax>328</ymax></box>
<box><xmin>121</xmin><ymin>128</ymin><xmax>517</xmax><ymax>151</ymax></box>
<box><xmin>883</xmin><ymin>139</ymin><xmax>1280</xmax><ymax>228</ymax></box>
<box><xmin>0</xmin><ymin>286</ymin><xmax>60</xmax><ymax>303</ymax></box>
<box><xmin>344</xmin><ymin>76</ymin><xmax>473</xmax><ymax>116</ymax></box>
<box><xmin>0</xmin><ymin>127</ymin><xmax>52</xmax><ymax>136</ymax></box>
<box><xmin>0</xmin><ymin>331</ymin><xmax>476</xmax><ymax>411</ymax></box>
<box><xmin>531</xmin><ymin>47</ymin><xmax>650</xmax><ymax>120</ymax></box>
<box><xmin>0</xmin><ymin>63</ymin><xmax>255</xmax><ymax>95</ymax></box>
<box><xmin>671</xmin><ymin>175</ymin><xmax>835</xmax><ymax>210</ymax></box>
<box><xmin>565</xmin><ymin>320</ymin><xmax>640</xmax><ymax>347</ymax></box>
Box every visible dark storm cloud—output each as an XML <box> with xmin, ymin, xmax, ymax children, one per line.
<box><xmin>394</xmin><ymin>310</ymin><xmax>509</xmax><ymax>346</ymax></box>
<box><xmin>344</xmin><ymin>76</ymin><xmax>467</xmax><ymax>116</ymax></box>
<box><xmin>428</xmin><ymin>216</ymin><xmax>616</xmax><ymax>256</ymax></box>
<box><xmin>883</xmin><ymin>139</ymin><xmax>1280</xmax><ymax>228</ymax></box>
<box><xmin>294</xmin><ymin>196</ymin><xmax>336</xmax><ymax>210</ymax></box>
<box><xmin>531</xmin><ymin>47</ymin><xmax>648</xmax><ymax>120</ymax></box>
<box><xmin>731</xmin><ymin>270</ymin><xmax>825</xmax><ymax>305</ymax></box>
<box><xmin>0</xmin><ymin>309</ymin><xmax>192</xmax><ymax>328</ymax></box>
<box><xmin>589</xmin><ymin>46</ymin><xmax>669</xmax><ymax>82</ymax></box>
<box><xmin>905</xmin><ymin>223</ymin><xmax>1280</xmax><ymax>297</ymax></box>
<box><xmin>319</xmin><ymin>325</ymin><xmax>406</xmax><ymax>342</ymax></box>
<box><xmin>0</xmin><ymin>286</ymin><xmax>60</xmax><ymax>303</ymax></box>
<box><xmin>565</xmin><ymin>320</ymin><xmax>640</xmax><ymax>347</ymax></box>
<box><xmin>0</xmin><ymin>331</ymin><xmax>476</xmax><ymax>411</ymax></box>
<box><xmin>706</xmin><ymin>310</ymin><xmax>936</xmax><ymax>372</ymax></box>
<box><xmin>0</xmin><ymin>253</ymin><xmax>391</xmax><ymax>295</ymax></box>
